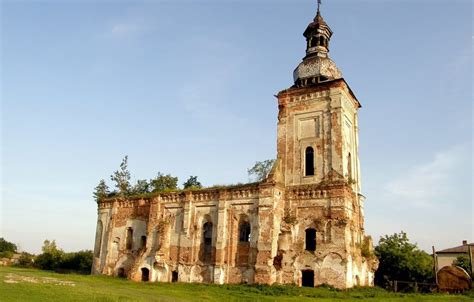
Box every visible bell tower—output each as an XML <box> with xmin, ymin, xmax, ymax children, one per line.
<box><xmin>276</xmin><ymin>5</ymin><xmax>362</xmax><ymax>194</ymax></box>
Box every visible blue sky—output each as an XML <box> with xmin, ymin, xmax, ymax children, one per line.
<box><xmin>1</xmin><ymin>0</ymin><xmax>472</xmax><ymax>253</ymax></box>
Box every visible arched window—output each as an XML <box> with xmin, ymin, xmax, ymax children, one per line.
<box><xmin>319</xmin><ymin>36</ymin><xmax>324</xmax><ymax>46</ymax></box>
<box><xmin>94</xmin><ymin>220</ymin><xmax>103</xmax><ymax>257</ymax></box>
<box><xmin>202</xmin><ymin>222</ymin><xmax>213</xmax><ymax>261</ymax></box>
<box><xmin>140</xmin><ymin>235</ymin><xmax>147</xmax><ymax>249</ymax></box>
<box><xmin>239</xmin><ymin>222</ymin><xmax>251</xmax><ymax>242</ymax></box>
<box><xmin>310</xmin><ymin>38</ymin><xmax>317</xmax><ymax>48</ymax></box>
<box><xmin>126</xmin><ymin>227</ymin><xmax>133</xmax><ymax>250</ymax></box>
<box><xmin>305</xmin><ymin>147</ymin><xmax>314</xmax><ymax>176</ymax></box>
<box><xmin>305</xmin><ymin>228</ymin><xmax>316</xmax><ymax>251</ymax></box>
<box><xmin>347</xmin><ymin>153</ymin><xmax>352</xmax><ymax>179</ymax></box>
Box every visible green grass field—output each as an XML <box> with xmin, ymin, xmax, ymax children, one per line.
<box><xmin>0</xmin><ymin>266</ymin><xmax>471</xmax><ymax>302</ymax></box>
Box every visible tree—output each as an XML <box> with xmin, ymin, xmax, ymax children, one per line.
<box><xmin>150</xmin><ymin>173</ymin><xmax>178</xmax><ymax>192</ymax></box>
<box><xmin>183</xmin><ymin>176</ymin><xmax>202</xmax><ymax>189</ymax></box>
<box><xmin>60</xmin><ymin>250</ymin><xmax>93</xmax><ymax>273</ymax></box>
<box><xmin>131</xmin><ymin>179</ymin><xmax>150</xmax><ymax>194</ymax></box>
<box><xmin>453</xmin><ymin>255</ymin><xmax>472</xmax><ymax>276</ymax></box>
<box><xmin>110</xmin><ymin>156</ymin><xmax>131</xmax><ymax>196</ymax></box>
<box><xmin>0</xmin><ymin>238</ymin><xmax>17</xmax><ymax>256</ymax></box>
<box><xmin>248</xmin><ymin>159</ymin><xmax>275</xmax><ymax>181</ymax></box>
<box><xmin>93</xmin><ymin>179</ymin><xmax>109</xmax><ymax>202</ymax></box>
<box><xmin>35</xmin><ymin>240</ymin><xmax>64</xmax><ymax>271</ymax></box>
<box><xmin>374</xmin><ymin>231</ymin><xmax>434</xmax><ymax>287</ymax></box>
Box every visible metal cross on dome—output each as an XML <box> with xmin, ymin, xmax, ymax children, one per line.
<box><xmin>317</xmin><ymin>0</ymin><xmax>322</xmax><ymax>12</ymax></box>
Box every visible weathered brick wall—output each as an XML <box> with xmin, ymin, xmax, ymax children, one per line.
<box><xmin>91</xmin><ymin>79</ymin><xmax>377</xmax><ymax>288</ymax></box>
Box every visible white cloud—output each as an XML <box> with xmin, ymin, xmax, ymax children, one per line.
<box><xmin>365</xmin><ymin>144</ymin><xmax>472</xmax><ymax>251</ymax></box>
<box><xmin>384</xmin><ymin>144</ymin><xmax>471</xmax><ymax>207</ymax></box>
<box><xmin>110</xmin><ymin>23</ymin><xmax>141</xmax><ymax>37</ymax></box>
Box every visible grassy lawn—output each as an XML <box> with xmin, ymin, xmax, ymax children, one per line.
<box><xmin>0</xmin><ymin>266</ymin><xmax>471</xmax><ymax>302</ymax></box>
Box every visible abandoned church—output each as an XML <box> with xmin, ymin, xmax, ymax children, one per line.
<box><xmin>92</xmin><ymin>5</ymin><xmax>379</xmax><ymax>288</ymax></box>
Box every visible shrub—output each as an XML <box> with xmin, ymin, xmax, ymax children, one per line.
<box><xmin>150</xmin><ymin>173</ymin><xmax>178</xmax><ymax>192</ymax></box>
<box><xmin>361</xmin><ymin>236</ymin><xmax>375</xmax><ymax>259</ymax></box>
<box><xmin>16</xmin><ymin>252</ymin><xmax>35</xmax><ymax>268</ymax></box>
<box><xmin>0</xmin><ymin>251</ymin><xmax>14</xmax><ymax>259</ymax></box>
<box><xmin>183</xmin><ymin>176</ymin><xmax>202</xmax><ymax>189</ymax></box>
<box><xmin>59</xmin><ymin>250</ymin><xmax>93</xmax><ymax>273</ymax></box>
<box><xmin>454</xmin><ymin>255</ymin><xmax>472</xmax><ymax>276</ymax></box>
<box><xmin>93</xmin><ymin>179</ymin><xmax>110</xmax><ymax>202</ymax></box>
<box><xmin>35</xmin><ymin>251</ymin><xmax>63</xmax><ymax>270</ymax></box>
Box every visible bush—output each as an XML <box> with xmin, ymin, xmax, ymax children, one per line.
<box><xmin>183</xmin><ymin>176</ymin><xmax>202</xmax><ymax>189</ymax></box>
<box><xmin>16</xmin><ymin>252</ymin><xmax>35</xmax><ymax>268</ymax></box>
<box><xmin>361</xmin><ymin>236</ymin><xmax>375</xmax><ymax>259</ymax></box>
<box><xmin>59</xmin><ymin>250</ymin><xmax>93</xmax><ymax>273</ymax></box>
<box><xmin>35</xmin><ymin>240</ymin><xmax>92</xmax><ymax>273</ymax></box>
<box><xmin>151</xmin><ymin>173</ymin><xmax>179</xmax><ymax>192</ymax></box>
<box><xmin>35</xmin><ymin>251</ymin><xmax>63</xmax><ymax>270</ymax></box>
<box><xmin>0</xmin><ymin>251</ymin><xmax>14</xmax><ymax>259</ymax></box>
<box><xmin>454</xmin><ymin>255</ymin><xmax>472</xmax><ymax>277</ymax></box>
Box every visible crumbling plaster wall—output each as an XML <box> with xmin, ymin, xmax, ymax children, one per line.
<box><xmin>277</xmin><ymin>82</ymin><xmax>360</xmax><ymax>188</ymax></box>
<box><xmin>93</xmin><ymin>181</ymin><xmax>375</xmax><ymax>288</ymax></box>
<box><xmin>92</xmin><ymin>79</ymin><xmax>377</xmax><ymax>289</ymax></box>
<box><xmin>94</xmin><ymin>185</ymin><xmax>284</xmax><ymax>284</ymax></box>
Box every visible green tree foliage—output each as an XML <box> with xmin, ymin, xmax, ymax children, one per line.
<box><xmin>0</xmin><ymin>238</ymin><xmax>17</xmax><ymax>254</ymax></box>
<box><xmin>150</xmin><ymin>173</ymin><xmax>178</xmax><ymax>192</ymax></box>
<box><xmin>35</xmin><ymin>240</ymin><xmax>93</xmax><ymax>273</ymax></box>
<box><xmin>248</xmin><ymin>159</ymin><xmax>276</xmax><ymax>181</ymax></box>
<box><xmin>59</xmin><ymin>250</ymin><xmax>93</xmax><ymax>273</ymax></box>
<box><xmin>0</xmin><ymin>250</ymin><xmax>14</xmax><ymax>259</ymax></box>
<box><xmin>110</xmin><ymin>155</ymin><xmax>131</xmax><ymax>196</ymax></box>
<box><xmin>93</xmin><ymin>179</ymin><xmax>110</xmax><ymax>202</ymax></box>
<box><xmin>183</xmin><ymin>176</ymin><xmax>202</xmax><ymax>189</ymax></box>
<box><xmin>35</xmin><ymin>240</ymin><xmax>64</xmax><ymax>271</ymax></box>
<box><xmin>454</xmin><ymin>255</ymin><xmax>472</xmax><ymax>276</ymax></box>
<box><xmin>360</xmin><ymin>235</ymin><xmax>375</xmax><ymax>259</ymax></box>
<box><xmin>374</xmin><ymin>232</ymin><xmax>434</xmax><ymax>286</ymax></box>
<box><xmin>16</xmin><ymin>252</ymin><xmax>35</xmax><ymax>268</ymax></box>
<box><xmin>131</xmin><ymin>179</ymin><xmax>151</xmax><ymax>194</ymax></box>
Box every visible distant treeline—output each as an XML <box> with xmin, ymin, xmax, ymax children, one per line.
<box><xmin>0</xmin><ymin>238</ymin><xmax>92</xmax><ymax>274</ymax></box>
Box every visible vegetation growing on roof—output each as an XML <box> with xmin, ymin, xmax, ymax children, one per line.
<box><xmin>93</xmin><ymin>156</ymin><xmax>272</xmax><ymax>202</ymax></box>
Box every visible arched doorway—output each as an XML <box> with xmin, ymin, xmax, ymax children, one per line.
<box><xmin>302</xmin><ymin>270</ymin><xmax>314</xmax><ymax>287</ymax></box>
<box><xmin>141</xmin><ymin>267</ymin><xmax>150</xmax><ymax>282</ymax></box>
